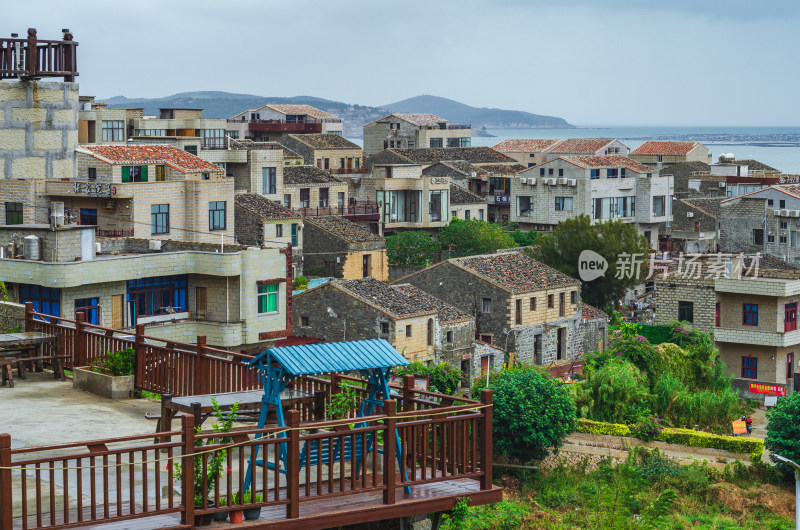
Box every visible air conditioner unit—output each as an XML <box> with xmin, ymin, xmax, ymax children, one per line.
<box><xmin>549</xmin><ymin>178</ymin><xmax>558</xmax><ymax>185</ymax></box>
<box><xmin>470</xmin><ymin>172</ymin><xmax>477</xmax><ymax>178</ymax></box>
<box><xmin>50</xmin><ymin>201</ymin><xmax>65</xmax><ymax>227</ymax></box>
<box><xmin>149</xmin><ymin>240</ymin><xmax>162</xmax><ymax>251</ymax></box>
<box><xmin>686</xmin><ymin>212</ymin><xmax>694</xmax><ymax>218</ymax></box>
<box><xmin>568</xmin><ymin>179</ymin><xmax>576</xmax><ymax>186</ymax></box>
<box><xmin>529</xmin><ymin>177</ymin><xmax>537</xmax><ymax>185</ymax></box>
<box><xmin>719</xmin><ymin>182</ymin><xmax>726</xmax><ymax>187</ymax></box>
<box><xmin>791</xmin><ymin>210</ymin><xmax>800</xmax><ymax>217</ymax></box>
<box><xmin>520</xmin><ymin>178</ymin><xmax>528</xmax><ymax>184</ymax></box>
<box><xmin>558</xmin><ymin>178</ymin><xmax>567</xmax><ymax>185</ymax></box>
<box><xmin>782</xmin><ymin>209</ymin><xmax>790</xmax><ymax>217</ymax></box>
<box><xmin>488</xmin><ymin>172</ymin><xmax>494</xmax><ymax>176</ymax></box>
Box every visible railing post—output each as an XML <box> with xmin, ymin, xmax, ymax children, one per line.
<box><xmin>25</xmin><ymin>28</ymin><xmax>37</xmax><ymax>78</ymax></box>
<box><xmin>196</xmin><ymin>335</ymin><xmax>209</xmax><ymax>395</ymax></box>
<box><xmin>286</xmin><ymin>409</ymin><xmax>300</xmax><ymax>519</ymax></box>
<box><xmin>24</xmin><ymin>302</ymin><xmax>34</xmax><ymax>332</ymax></box>
<box><xmin>0</xmin><ymin>434</ymin><xmax>12</xmax><ymax>530</ymax></box>
<box><xmin>180</xmin><ymin>414</ymin><xmax>196</xmax><ymax>526</ymax></box>
<box><xmin>402</xmin><ymin>374</ymin><xmax>415</xmax><ymax>413</ymax></box>
<box><xmin>382</xmin><ymin>400</ymin><xmax>396</xmax><ymax>505</ymax></box>
<box><xmin>134</xmin><ymin>324</ymin><xmax>146</xmax><ymax>390</ymax></box>
<box><xmin>314</xmin><ymin>390</ymin><xmax>326</xmax><ymax>421</ymax></box>
<box><xmin>74</xmin><ymin>312</ymin><xmax>86</xmax><ymax>367</ymax></box>
<box><xmin>330</xmin><ymin>372</ymin><xmax>339</xmax><ymax>396</ymax></box>
<box><xmin>479</xmin><ymin>389</ymin><xmax>493</xmax><ymax>490</ymax></box>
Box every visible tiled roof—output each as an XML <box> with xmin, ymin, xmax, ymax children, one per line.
<box><xmin>476</xmin><ymin>163</ymin><xmax>527</xmax><ymax>175</ymax></box>
<box><xmin>747</xmin><ymin>253</ymin><xmax>800</xmax><ymax>271</ymax></box>
<box><xmin>234</xmin><ymin>194</ymin><xmax>301</xmax><ymax>221</ymax></box>
<box><xmin>391</xmin><ymin>284</ymin><xmax>472</xmax><ymax>323</ymax></box>
<box><xmin>421</xmin><ymin>160</ymin><xmax>482</xmax><ymax>177</ymax></box>
<box><xmin>335</xmin><ymin>277</ymin><xmax>469</xmax><ymax>321</ymax></box>
<box><xmin>390</xmin><ymin>147</ymin><xmax>517</xmax><ymax>165</ymax></box>
<box><xmin>546</xmin><ymin>138</ymin><xmax>617</xmax><ymax>154</ymax></box>
<box><xmin>229</xmin><ymin>139</ymin><xmax>303</xmax><ymax>158</ymax></box>
<box><xmin>454</xmin><ymin>250</ymin><xmax>580</xmax><ymax>293</ymax></box>
<box><xmin>450</xmin><ymin>184</ymin><xmax>484</xmax><ymax>204</ymax></box>
<box><xmin>681</xmin><ymin>198</ymin><xmax>722</xmax><ymax>219</ymax></box>
<box><xmin>581</xmin><ymin>304</ymin><xmax>608</xmax><ymax>321</ymax></box>
<box><xmin>283</xmin><ymin>165</ymin><xmax>343</xmax><ymax>185</ymax></box>
<box><xmin>263</xmin><ymin>104</ymin><xmax>335</xmax><ymax>119</ymax></box>
<box><xmin>660</xmin><ymin>161</ymin><xmax>710</xmax><ymax>179</ymax></box>
<box><xmin>80</xmin><ymin>144</ymin><xmax>222</xmax><ymax>173</ymax></box>
<box><xmin>492</xmin><ymin>139</ymin><xmax>561</xmax><ymax>152</ymax></box>
<box><xmin>631</xmin><ymin>141</ymin><xmax>701</xmax><ymax>156</ymax></box>
<box><xmin>304</xmin><ymin>216</ymin><xmax>384</xmax><ymax>243</ymax></box>
<box><xmin>555</xmin><ymin>155</ymin><xmax>653</xmax><ymax>173</ymax></box>
<box><xmin>287</xmin><ymin>134</ymin><xmax>362</xmax><ymax>150</ymax></box>
<box><xmin>729</xmin><ymin>159</ymin><xmax>778</xmax><ymax>172</ymax></box>
<box><xmin>393</xmin><ymin>113</ymin><xmax>448</xmax><ymax>127</ymax></box>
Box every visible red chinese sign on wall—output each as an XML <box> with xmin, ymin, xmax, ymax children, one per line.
<box><xmin>749</xmin><ymin>383</ymin><xmax>787</xmax><ymax>397</ymax></box>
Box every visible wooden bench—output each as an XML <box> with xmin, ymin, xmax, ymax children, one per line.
<box><xmin>0</xmin><ymin>353</ymin><xmax>69</xmax><ymax>387</ymax></box>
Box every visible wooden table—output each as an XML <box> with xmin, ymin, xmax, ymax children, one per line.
<box><xmin>0</xmin><ymin>331</ymin><xmax>59</xmax><ymax>381</ymax></box>
<box><xmin>157</xmin><ymin>388</ymin><xmax>321</xmax><ymax>438</ymax></box>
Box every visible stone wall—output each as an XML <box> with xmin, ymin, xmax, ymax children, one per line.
<box><xmin>97</xmin><ymin>237</ymin><xmax>247</xmax><ymax>254</ymax></box>
<box><xmin>0</xmin><ymin>80</ymin><xmax>79</xmax><ymax>180</ymax></box>
<box><xmin>0</xmin><ymin>225</ymin><xmax>93</xmax><ymax>262</ymax></box>
<box><xmin>720</xmin><ymin>198</ymin><xmax>766</xmax><ymax>255</ymax></box>
<box><xmin>654</xmin><ymin>275</ymin><xmax>716</xmax><ymax>331</ymax></box>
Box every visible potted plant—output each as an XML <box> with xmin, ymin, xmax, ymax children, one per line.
<box><xmin>73</xmin><ymin>348</ymin><xmax>136</xmax><ymax>399</ymax></box>
<box><xmin>237</xmin><ymin>489</ymin><xmax>264</xmax><ymax>520</ymax></box>
<box><xmin>328</xmin><ymin>383</ymin><xmax>359</xmax><ymax>430</ymax></box>
<box><xmin>213</xmin><ymin>495</ymin><xmax>229</xmax><ymax>522</ymax></box>
<box><xmin>174</xmin><ymin>398</ymin><xmax>238</xmax><ymax>527</ymax></box>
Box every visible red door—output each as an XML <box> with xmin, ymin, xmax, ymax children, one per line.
<box><xmin>785</xmin><ymin>303</ymin><xmax>797</xmax><ymax>331</ymax></box>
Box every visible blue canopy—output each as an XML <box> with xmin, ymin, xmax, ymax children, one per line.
<box><xmin>248</xmin><ymin>339</ymin><xmax>408</xmax><ymax>376</ymax></box>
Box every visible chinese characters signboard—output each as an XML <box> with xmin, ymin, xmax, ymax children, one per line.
<box><xmin>749</xmin><ymin>383</ymin><xmax>786</xmax><ymax>397</ymax></box>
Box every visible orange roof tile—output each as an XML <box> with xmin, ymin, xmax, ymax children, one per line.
<box><xmin>631</xmin><ymin>141</ymin><xmax>701</xmax><ymax>156</ymax></box>
<box><xmin>80</xmin><ymin>145</ymin><xmax>222</xmax><ymax>173</ymax></box>
<box><xmin>492</xmin><ymin>139</ymin><xmax>561</xmax><ymax>152</ymax></box>
<box><xmin>555</xmin><ymin>155</ymin><xmax>653</xmax><ymax>173</ymax></box>
<box><xmin>546</xmin><ymin>138</ymin><xmax>616</xmax><ymax>154</ymax></box>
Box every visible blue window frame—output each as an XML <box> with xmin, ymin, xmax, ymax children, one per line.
<box><xmin>741</xmin><ymin>356</ymin><xmax>758</xmax><ymax>379</ymax></box>
<box><xmin>262</xmin><ymin>167</ymin><xmax>277</xmax><ymax>195</ymax></box>
<box><xmin>19</xmin><ymin>284</ymin><xmax>61</xmax><ymax>317</ymax></box>
<box><xmin>126</xmin><ymin>275</ymin><xmax>187</xmax><ymax>324</ymax></box>
<box><xmin>80</xmin><ymin>208</ymin><xmax>97</xmax><ymax>226</ymax></box>
<box><xmin>590</xmin><ymin>169</ymin><xmax>600</xmax><ymax>179</ymax></box>
<box><xmin>75</xmin><ymin>297</ymin><xmax>99</xmax><ymax>325</ymax></box>
<box><xmin>291</xmin><ymin>223</ymin><xmax>298</xmax><ymax>246</ymax></box>
<box><xmin>209</xmin><ymin>201</ymin><xmax>226</xmax><ymax>231</ymax></box>
<box><xmin>607</xmin><ymin>168</ymin><xmax>619</xmax><ymax>178</ymax></box>
<box><xmin>743</xmin><ymin>304</ymin><xmax>759</xmax><ymax>326</ymax></box>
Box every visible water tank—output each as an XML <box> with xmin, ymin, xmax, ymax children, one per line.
<box><xmin>718</xmin><ymin>153</ymin><xmax>735</xmax><ymax>163</ymax></box>
<box><xmin>23</xmin><ymin>235</ymin><xmax>40</xmax><ymax>260</ymax></box>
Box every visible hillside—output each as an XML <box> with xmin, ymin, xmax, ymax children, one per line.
<box><xmin>101</xmin><ymin>91</ymin><xmax>572</xmax><ymax>137</ymax></box>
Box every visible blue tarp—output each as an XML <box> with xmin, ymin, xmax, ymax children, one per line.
<box><xmin>248</xmin><ymin>339</ymin><xmax>408</xmax><ymax>375</ymax></box>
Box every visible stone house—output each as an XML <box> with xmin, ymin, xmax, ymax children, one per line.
<box><xmin>234</xmin><ymin>193</ymin><xmax>304</xmax><ymax>277</ymax></box>
<box><xmin>492</xmin><ymin>139</ymin><xmax>562</xmax><ymax>168</ymax></box>
<box><xmin>227</xmin><ymin>104</ymin><xmax>343</xmax><ymax>141</ymax></box>
<box><xmin>630</xmin><ymin>141</ymin><xmax>711</xmax><ymax>170</ymax></box>
<box><xmin>544</xmin><ymin>138</ymin><xmax>629</xmax><ymax>160</ymax></box>
<box><xmin>276</xmin><ymin>134</ymin><xmax>364</xmax><ymax>174</ymax></box>
<box><xmin>664</xmin><ymin>198</ymin><xmax>721</xmax><ymax>254</ymax></box>
<box><xmin>292</xmin><ymin>277</ymin><xmax>475</xmax><ymax>365</ymax></box>
<box><xmin>363</xmin><ymin>113</ymin><xmax>471</xmax><ymax>156</ymax></box>
<box><xmin>449</xmin><ymin>184</ymin><xmax>487</xmax><ymax>221</ymax></box>
<box><xmin>654</xmin><ymin>272</ymin><xmax>716</xmax><ymax>331</ymax></box>
<box><xmin>399</xmin><ymin>249</ymin><xmax>608</xmax><ymax>366</ymax></box>
<box><xmin>0</xmin><ymin>225</ymin><xmax>293</xmax><ymax>350</ymax></box>
<box><xmin>302</xmin><ymin>216</ymin><xmax>388</xmax><ymax>281</ymax></box>
<box><xmin>283</xmin><ymin>165</ymin><xmax>349</xmax><ymax>214</ymax></box>
<box><xmin>515</xmin><ymin>155</ymin><xmax>672</xmax><ymax>246</ymax></box>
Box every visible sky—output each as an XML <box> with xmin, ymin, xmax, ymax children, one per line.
<box><xmin>4</xmin><ymin>0</ymin><xmax>800</xmax><ymax>126</ymax></box>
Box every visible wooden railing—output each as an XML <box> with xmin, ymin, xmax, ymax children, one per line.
<box><xmin>0</xmin><ymin>29</ymin><xmax>78</xmax><ymax>81</ymax></box>
<box><xmin>1</xmin><ymin>391</ymin><xmax>493</xmax><ymax>529</ymax></box>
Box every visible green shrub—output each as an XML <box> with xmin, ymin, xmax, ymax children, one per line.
<box><xmin>292</xmin><ymin>276</ymin><xmax>308</xmax><ymax>290</ymax></box>
<box><xmin>765</xmin><ymin>391</ymin><xmax>800</xmax><ymax>472</ymax></box>
<box><xmin>634</xmin><ymin>323</ymin><xmax>674</xmax><ymax>345</ymax></box>
<box><xmin>576</xmin><ymin>418</ymin><xmax>630</xmax><ymax>436</ymax></box>
<box><xmin>394</xmin><ymin>361</ymin><xmax>463</xmax><ymax>395</ymax></box>
<box><xmin>304</xmin><ymin>266</ymin><xmax>325</xmax><ymax>277</ymax></box>
<box><xmin>574</xmin><ymin>360</ymin><xmax>652</xmax><ymax>423</ymax></box>
<box><xmin>91</xmin><ymin>347</ymin><xmax>135</xmax><ymax>376</ymax></box>
<box><xmin>490</xmin><ymin>365</ymin><xmax>576</xmax><ymax>462</ymax></box>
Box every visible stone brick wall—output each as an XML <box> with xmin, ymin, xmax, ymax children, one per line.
<box><xmin>437</xmin><ymin>319</ymin><xmax>475</xmax><ymax>367</ymax></box>
<box><xmin>654</xmin><ymin>275</ymin><xmax>716</xmax><ymax>331</ymax></box>
<box><xmin>720</xmin><ymin>198</ymin><xmax>766</xmax><ymax>255</ymax></box>
<box><xmin>0</xmin><ymin>179</ymin><xmax>48</xmax><ymax>224</ymax></box>
<box><xmin>0</xmin><ymin>80</ymin><xmax>79</xmax><ymax>180</ymax></box>
<box><xmin>0</xmin><ymin>225</ymin><xmax>92</xmax><ymax>262</ymax></box>
<box><xmin>341</xmin><ymin>250</ymin><xmax>388</xmax><ymax>281</ymax></box>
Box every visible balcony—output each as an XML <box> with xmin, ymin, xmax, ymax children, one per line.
<box><xmin>327</xmin><ymin>168</ymin><xmax>370</xmax><ymax>175</ymax></box>
<box><xmin>96</xmin><ymin>228</ymin><xmax>134</xmax><ymax>238</ymax></box>
<box><xmin>0</xmin><ymin>29</ymin><xmax>78</xmax><ymax>81</ymax></box>
<box><xmin>714</xmin><ymin>326</ymin><xmax>800</xmax><ymax>347</ymax></box>
<box><xmin>245</xmin><ymin>120</ymin><xmax>323</xmax><ymax>133</ymax></box>
<box><xmin>293</xmin><ymin>201</ymin><xmax>380</xmax><ymax>219</ymax></box>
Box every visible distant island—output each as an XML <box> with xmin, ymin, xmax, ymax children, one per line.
<box><xmin>101</xmin><ymin>92</ymin><xmax>572</xmax><ymax>137</ymax></box>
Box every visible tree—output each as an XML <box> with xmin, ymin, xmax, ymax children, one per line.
<box><xmin>765</xmin><ymin>391</ymin><xmax>800</xmax><ymax>471</ymax></box>
<box><xmin>385</xmin><ymin>231</ymin><xmax>440</xmax><ymax>266</ymax></box>
<box><xmin>438</xmin><ymin>219</ymin><xmax>517</xmax><ymax>257</ymax></box>
<box><xmin>527</xmin><ymin>215</ymin><xmax>650</xmax><ymax>308</ymax></box>
<box><xmin>510</xmin><ymin>228</ymin><xmax>537</xmax><ymax>247</ymax></box>
<box><xmin>489</xmin><ymin>365</ymin><xmax>576</xmax><ymax>462</ymax></box>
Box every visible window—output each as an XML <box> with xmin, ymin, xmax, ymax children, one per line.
<box><xmin>126</xmin><ymin>275</ymin><xmax>187</xmax><ymax>322</ymax></box>
<box><xmin>617</xmin><ymin>196</ymin><xmax>635</xmax><ymax>217</ymax></box>
<box><xmin>768</xmin><ymin>235</ymin><xmax>775</xmax><ymax>243</ymax></box>
<box><xmin>407</xmin><ymin>141</ymin><xmax>414</xmax><ymax>149</ymax></box>
<box><xmin>257</xmin><ymin>284</ymin><xmax>279</xmax><ymax>314</ymax></box>
<box><xmin>780</xmin><ymin>199</ymin><xmax>786</xmax><ymax>209</ymax></box>
<box><xmin>657</xmin><ymin>155</ymin><xmax>663</xmax><ymax>162</ymax></box>
<box><xmin>319</xmin><ymin>188</ymin><xmax>329</xmax><ymax>207</ymax></box>
<box><xmin>452</xmin><ymin>210</ymin><xmax>458</xmax><ymax>219</ymax></box>
<box><xmin>548</xmin><ymin>168</ymin><xmax>554</xmax><ymax>176</ymax></box>
<box><xmin>517</xmin><ymin>196</ymin><xmax>533</xmax><ymax>217</ymax></box>
<box><xmin>429</xmin><ymin>138</ymin><xmax>443</xmax><ymax>148</ymax></box>
<box><xmin>743</xmin><ymin>304</ymin><xmax>759</xmax><ymax>326</ymax></box>
<box><xmin>201</xmin><ymin>173</ymin><xmax>210</xmax><ymax>180</ymax></box>
<box><xmin>753</xmin><ymin>229</ymin><xmax>764</xmax><ymax>246</ymax></box>
<box><xmin>678</xmin><ymin>301</ymin><xmax>694</xmax><ymax>322</ymax></box>
<box><xmin>741</xmin><ymin>356</ymin><xmax>758</xmax><ymax>379</ymax></box>
<box><xmin>300</xmin><ymin>188</ymin><xmax>310</xmax><ymax>208</ymax></box>
<box><xmin>785</xmin><ymin>302</ymin><xmax>797</xmax><ymax>332</ymax></box>
<box><xmin>478</xmin><ymin>209</ymin><xmax>484</xmax><ymax>221</ymax></box>
<box><xmin>715</xmin><ymin>302</ymin><xmax>720</xmax><ymax>327</ymax></box>
<box><xmin>481</xmin><ymin>298</ymin><xmax>492</xmax><ymax>313</ymax></box>
<box><xmin>780</xmin><ymin>235</ymin><xmax>787</xmax><ymax>244</ymax></box>
<box><xmin>338</xmin><ymin>192</ymin><xmax>345</xmax><ymax>211</ymax></box>
<box><xmin>620</xmin><ymin>168</ymin><xmax>627</xmax><ymax>178</ymax></box>
<box><xmin>540</xmin><ymin>168</ymin><xmax>545</xmax><ymax>176</ymax></box>
<box><xmin>381</xmin><ymin>322</ymin><xmax>390</xmax><ymax>335</ymax></box>
<box><xmin>101</xmin><ymin>120</ymin><xmax>124</xmax><ymax>142</ymax></box>
<box><xmin>554</xmin><ymin>197</ymin><xmax>573</xmax><ymax>211</ymax></box>
<box><xmin>607</xmin><ymin>168</ymin><xmax>619</xmax><ymax>178</ymax></box>
<box><xmin>262</xmin><ymin>167</ymin><xmax>277</xmax><ymax>194</ymax></box>
<box><xmin>516</xmin><ymin>299</ymin><xmax>522</xmax><ymax>325</ymax></box>
<box><xmin>5</xmin><ymin>202</ymin><xmax>23</xmax><ymax>225</ymax></box>
<box><xmin>301</xmin><ymin>316</ymin><xmax>309</xmax><ymax>327</ymax></box>
<box><xmin>793</xmin><ymin>231</ymin><xmax>798</xmax><ymax>248</ymax></box>
<box><xmin>284</xmin><ymin>194</ymin><xmax>291</xmax><ymax>209</ymax></box>
<box><xmin>151</xmin><ymin>204</ymin><xmax>170</xmax><ymax>234</ymax></box>
<box><xmin>590</xmin><ymin>169</ymin><xmax>601</xmax><ymax>179</ymax></box>
<box><xmin>383</xmin><ymin>141</ymin><xmax>388</xmax><ymax>150</ymax></box>
<box><xmin>121</xmin><ymin>166</ymin><xmax>148</xmax><ymax>183</ymax></box>
<box><xmin>446</xmin><ymin>330</ymin><xmax>453</xmax><ymax>343</ymax></box>
<box><xmin>465</xmin><ymin>210</ymin><xmax>471</xmax><ymax>220</ymax></box>
<box><xmin>781</xmin><ymin>221</ymin><xmax>789</xmax><ymax>230</ymax></box>
<box><xmin>405</xmin><ymin>324</ymin><xmax>412</xmax><ymax>337</ymax></box>
<box><xmin>559</xmin><ymin>292</ymin><xmax>566</xmax><ymax>317</ymax></box>
<box><xmin>530</xmin><ymin>297</ymin><xmax>536</xmax><ymax>311</ymax></box>
<box><xmin>594</xmin><ymin>197</ymin><xmax>613</xmax><ymax>219</ymax></box>
<box><xmin>88</xmin><ymin>167</ymin><xmax>97</xmax><ymax>180</ymax></box>
<box><xmin>324</xmin><ymin>158</ymin><xmax>330</xmax><ymax>170</ymax></box>
<box><xmin>571</xmin><ymin>291</ymin><xmax>577</xmax><ymax>304</ymax></box>
<box><xmin>389</xmin><ymin>140</ymin><xmax>395</xmax><ymax>148</ymax></box>
<box><xmin>339</xmin><ymin>158</ymin><xmax>345</xmax><ymax>169</ymax></box>
<box><xmin>768</xmin><ymin>199</ymin><xmax>774</xmax><ymax>206</ymax></box>
<box><xmin>788</xmin><ymin>352</ymin><xmax>795</xmax><ymax>380</ymax></box>
<box><xmin>653</xmin><ymin>196</ymin><xmax>665</xmax><ymax>217</ymax></box>
<box><xmin>155</xmin><ymin>165</ymin><xmax>165</xmax><ymax>181</ymax></box>
<box><xmin>19</xmin><ymin>284</ymin><xmax>60</xmax><ymax>317</ymax></box>
<box><xmin>548</xmin><ymin>294</ymin><xmax>554</xmax><ymax>308</ymax></box>
<box><xmin>429</xmin><ymin>190</ymin><xmax>448</xmax><ymax>222</ymax></box>
<box><xmin>184</xmin><ymin>145</ymin><xmax>198</xmax><ymax>156</ymax></box>
<box><xmin>276</xmin><ymin>224</ymin><xmax>283</xmax><ymax>238</ymax></box>
<box><xmin>558</xmin><ymin>168</ymin><xmax>564</xmax><ymax>177</ymax></box>
<box><xmin>427</xmin><ymin>319</ymin><xmax>433</xmax><ymax>346</ymax></box>
<box><xmin>199</xmin><ymin>129</ymin><xmax>225</xmax><ymax>149</ymax></box>
<box><xmin>209</xmin><ymin>201</ymin><xmax>226</xmax><ymax>231</ymax></box>
<box><xmin>80</xmin><ymin>208</ymin><xmax>97</xmax><ymax>226</ymax></box>
<box><xmin>74</xmin><ymin>297</ymin><xmax>99</xmax><ymax>325</ymax></box>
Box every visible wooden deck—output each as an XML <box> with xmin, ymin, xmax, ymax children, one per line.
<box><xmin>12</xmin><ymin>477</ymin><xmax>501</xmax><ymax>529</ymax></box>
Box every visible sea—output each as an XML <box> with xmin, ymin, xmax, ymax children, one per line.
<box><xmin>348</xmin><ymin>126</ymin><xmax>800</xmax><ymax>174</ymax></box>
